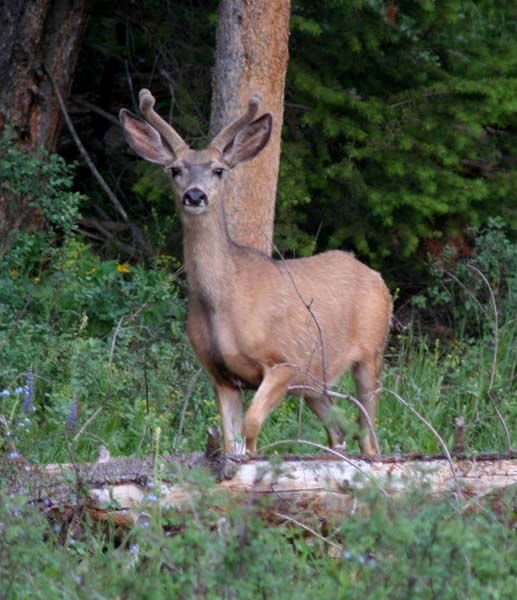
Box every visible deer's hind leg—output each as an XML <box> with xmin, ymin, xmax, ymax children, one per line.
<box><xmin>352</xmin><ymin>352</ymin><xmax>382</xmax><ymax>456</ymax></box>
<box><xmin>305</xmin><ymin>395</ymin><xmax>346</xmax><ymax>449</ymax></box>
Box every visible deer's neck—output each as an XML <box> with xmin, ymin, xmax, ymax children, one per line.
<box><xmin>182</xmin><ymin>203</ymin><xmax>235</xmax><ymax>307</ymax></box>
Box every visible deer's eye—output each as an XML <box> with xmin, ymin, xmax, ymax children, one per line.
<box><xmin>213</xmin><ymin>167</ymin><xmax>225</xmax><ymax>178</ymax></box>
<box><xmin>170</xmin><ymin>167</ymin><xmax>182</xmax><ymax>178</ymax></box>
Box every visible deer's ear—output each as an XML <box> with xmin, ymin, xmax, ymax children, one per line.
<box><xmin>223</xmin><ymin>113</ymin><xmax>273</xmax><ymax>167</ymax></box>
<box><xmin>119</xmin><ymin>109</ymin><xmax>175</xmax><ymax>165</ymax></box>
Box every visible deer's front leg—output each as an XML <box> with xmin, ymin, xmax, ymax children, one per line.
<box><xmin>214</xmin><ymin>381</ymin><xmax>244</xmax><ymax>454</ymax></box>
<box><xmin>243</xmin><ymin>366</ymin><xmax>293</xmax><ymax>454</ymax></box>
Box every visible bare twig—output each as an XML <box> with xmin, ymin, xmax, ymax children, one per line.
<box><xmin>258</xmin><ymin>438</ymin><xmax>385</xmax><ymax>490</ymax></box>
<box><xmin>467</xmin><ymin>264</ymin><xmax>512</xmax><ymax>450</ymax></box>
<box><xmin>270</xmin><ymin>240</ymin><xmax>329</xmax><ymax>394</ymax></box>
<box><xmin>72</xmin><ymin>98</ymin><xmax>121</xmax><ymax>127</ymax></box>
<box><xmin>288</xmin><ymin>384</ymin><xmax>380</xmax><ymax>455</ymax></box>
<box><xmin>72</xmin><ymin>406</ymin><xmax>104</xmax><ymax>443</ymax></box>
<box><xmin>173</xmin><ymin>368</ymin><xmax>204</xmax><ymax>450</ymax></box>
<box><xmin>274</xmin><ymin>512</ymin><xmax>343</xmax><ymax>552</ymax></box>
<box><xmin>43</xmin><ymin>66</ymin><xmax>129</xmax><ymax>223</ymax></box>
<box><xmin>381</xmin><ymin>387</ymin><xmax>460</xmax><ymax>496</ymax></box>
<box><xmin>453</xmin><ymin>416</ymin><xmax>465</xmax><ymax>453</ymax></box>
<box><xmin>125</xmin><ymin>59</ymin><xmax>139</xmax><ymax>114</ymax></box>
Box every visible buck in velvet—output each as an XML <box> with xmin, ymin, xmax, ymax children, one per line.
<box><xmin>120</xmin><ymin>90</ymin><xmax>392</xmax><ymax>456</ymax></box>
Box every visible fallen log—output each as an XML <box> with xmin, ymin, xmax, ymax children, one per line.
<box><xmin>3</xmin><ymin>447</ymin><xmax>516</xmax><ymax>529</ymax></box>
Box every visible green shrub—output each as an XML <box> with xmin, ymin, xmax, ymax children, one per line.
<box><xmin>0</xmin><ymin>134</ymin><xmax>84</xmax><ymax>261</ymax></box>
<box><xmin>1</xmin><ymin>478</ymin><xmax>514</xmax><ymax>599</ymax></box>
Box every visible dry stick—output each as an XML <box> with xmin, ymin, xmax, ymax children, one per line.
<box><xmin>269</xmin><ymin>240</ymin><xmax>381</xmax><ymax>454</ymax></box>
<box><xmin>289</xmin><ymin>384</ymin><xmax>380</xmax><ymax>455</ymax></box>
<box><xmin>258</xmin><ymin>438</ymin><xmax>386</xmax><ymax>491</ymax></box>
<box><xmin>125</xmin><ymin>59</ymin><xmax>139</xmax><ymax>115</ymax></box>
<box><xmin>380</xmin><ymin>387</ymin><xmax>461</xmax><ymax>496</ymax></box>
<box><xmin>109</xmin><ymin>316</ymin><xmax>126</xmax><ymax>376</ymax></box>
<box><xmin>270</xmin><ymin>240</ymin><xmax>329</xmax><ymax>394</ymax></box>
<box><xmin>73</xmin><ymin>98</ymin><xmax>121</xmax><ymax>127</ymax></box>
<box><xmin>466</xmin><ymin>264</ymin><xmax>512</xmax><ymax>450</ymax></box>
<box><xmin>274</xmin><ymin>512</ymin><xmax>344</xmax><ymax>553</ymax></box>
<box><xmin>72</xmin><ymin>406</ymin><xmax>103</xmax><ymax>443</ymax></box>
<box><xmin>43</xmin><ymin>66</ymin><xmax>129</xmax><ymax>223</ymax></box>
<box><xmin>173</xmin><ymin>368</ymin><xmax>204</xmax><ymax>450</ymax></box>
<box><xmin>443</xmin><ymin>268</ymin><xmax>485</xmax><ymax>314</ymax></box>
<box><xmin>108</xmin><ymin>302</ymin><xmax>150</xmax><ymax>376</ymax></box>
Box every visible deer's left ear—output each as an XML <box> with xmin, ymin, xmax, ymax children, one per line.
<box><xmin>223</xmin><ymin>113</ymin><xmax>273</xmax><ymax>168</ymax></box>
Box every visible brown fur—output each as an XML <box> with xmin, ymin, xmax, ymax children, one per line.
<box><xmin>120</xmin><ymin>90</ymin><xmax>392</xmax><ymax>455</ymax></box>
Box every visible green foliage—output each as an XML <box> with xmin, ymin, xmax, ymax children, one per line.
<box><xmin>414</xmin><ymin>218</ymin><xmax>517</xmax><ymax>329</ymax></box>
<box><xmin>1</xmin><ymin>478</ymin><xmax>515</xmax><ymax>598</ymax></box>
<box><xmin>0</xmin><ymin>134</ymin><xmax>84</xmax><ymax>246</ymax></box>
<box><xmin>0</xmin><ymin>236</ymin><xmax>215</xmax><ymax>462</ymax></box>
<box><xmin>276</xmin><ymin>1</ymin><xmax>517</xmax><ymax>265</ymax></box>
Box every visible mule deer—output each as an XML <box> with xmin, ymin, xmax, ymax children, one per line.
<box><xmin>120</xmin><ymin>90</ymin><xmax>392</xmax><ymax>456</ymax></box>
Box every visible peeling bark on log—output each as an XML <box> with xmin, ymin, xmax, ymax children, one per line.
<box><xmin>4</xmin><ymin>451</ymin><xmax>516</xmax><ymax>528</ymax></box>
<box><xmin>210</xmin><ymin>0</ymin><xmax>291</xmax><ymax>255</ymax></box>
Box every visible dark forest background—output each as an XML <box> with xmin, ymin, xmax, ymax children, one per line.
<box><xmin>71</xmin><ymin>1</ymin><xmax>516</xmax><ymax>277</ymax></box>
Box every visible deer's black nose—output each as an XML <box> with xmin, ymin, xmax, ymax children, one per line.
<box><xmin>183</xmin><ymin>188</ymin><xmax>207</xmax><ymax>207</ymax></box>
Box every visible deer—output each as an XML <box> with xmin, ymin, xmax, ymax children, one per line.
<box><xmin>120</xmin><ymin>89</ymin><xmax>392</xmax><ymax>456</ymax></box>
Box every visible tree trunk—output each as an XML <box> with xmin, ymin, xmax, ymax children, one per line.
<box><xmin>0</xmin><ymin>0</ymin><xmax>90</xmax><ymax>150</ymax></box>
<box><xmin>0</xmin><ymin>0</ymin><xmax>90</xmax><ymax>246</ymax></box>
<box><xmin>210</xmin><ymin>0</ymin><xmax>290</xmax><ymax>256</ymax></box>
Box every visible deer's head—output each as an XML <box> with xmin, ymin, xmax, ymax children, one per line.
<box><xmin>119</xmin><ymin>89</ymin><xmax>272</xmax><ymax>217</ymax></box>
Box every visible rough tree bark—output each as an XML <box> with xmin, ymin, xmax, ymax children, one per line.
<box><xmin>210</xmin><ymin>0</ymin><xmax>291</xmax><ymax>255</ymax></box>
<box><xmin>0</xmin><ymin>0</ymin><xmax>90</xmax><ymax>245</ymax></box>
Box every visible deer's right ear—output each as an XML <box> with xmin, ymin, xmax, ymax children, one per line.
<box><xmin>119</xmin><ymin>109</ymin><xmax>175</xmax><ymax>165</ymax></box>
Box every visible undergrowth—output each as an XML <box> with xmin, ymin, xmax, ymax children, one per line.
<box><xmin>1</xmin><ymin>149</ymin><xmax>516</xmax><ymax>598</ymax></box>
<box><xmin>1</xmin><ymin>476</ymin><xmax>515</xmax><ymax>599</ymax></box>
<box><xmin>1</xmin><ymin>222</ymin><xmax>516</xmax><ymax>462</ymax></box>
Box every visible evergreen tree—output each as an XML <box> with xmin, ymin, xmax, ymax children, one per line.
<box><xmin>278</xmin><ymin>0</ymin><xmax>517</xmax><ymax>269</ymax></box>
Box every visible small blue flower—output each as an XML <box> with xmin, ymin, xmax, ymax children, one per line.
<box><xmin>67</xmin><ymin>397</ymin><xmax>79</xmax><ymax>430</ymax></box>
<box><xmin>357</xmin><ymin>555</ymin><xmax>366</xmax><ymax>565</ymax></box>
<box><xmin>342</xmin><ymin>550</ymin><xmax>353</xmax><ymax>560</ymax></box>
<box><xmin>129</xmin><ymin>544</ymin><xmax>140</xmax><ymax>556</ymax></box>
<box><xmin>9</xmin><ymin>451</ymin><xmax>19</xmax><ymax>460</ymax></box>
<box><xmin>146</xmin><ymin>481</ymin><xmax>155</xmax><ymax>489</ymax></box>
<box><xmin>22</xmin><ymin>369</ymin><xmax>34</xmax><ymax>413</ymax></box>
<box><xmin>0</xmin><ymin>389</ymin><xmax>10</xmax><ymax>398</ymax></box>
<box><xmin>148</xmin><ymin>494</ymin><xmax>158</xmax><ymax>503</ymax></box>
<box><xmin>367</xmin><ymin>557</ymin><xmax>377</xmax><ymax>568</ymax></box>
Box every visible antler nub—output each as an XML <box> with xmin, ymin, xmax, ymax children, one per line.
<box><xmin>210</xmin><ymin>94</ymin><xmax>262</xmax><ymax>154</ymax></box>
<box><xmin>138</xmin><ymin>88</ymin><xmax>188</xmax><ymax>155</ymax></box>
<box><xmin>139</xmin><ymin>88</ymin><xmax>155</xmax><ymax>113</ymax></box>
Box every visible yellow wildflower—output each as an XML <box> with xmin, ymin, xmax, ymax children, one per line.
<box><xmin>116</xmin><ymin>262</ymin><xmax>130</xmax><ymax>273</ymax></box>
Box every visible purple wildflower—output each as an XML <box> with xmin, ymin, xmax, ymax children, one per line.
<box><xmin>67</xmin><ymin>396</ymin><xmax>79</xmax><ymax>430</ymax></box>
<box><xmin>22</xmin><ymin>369</ymin><xmax>34</xmax><ymax>413</ymax></box>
